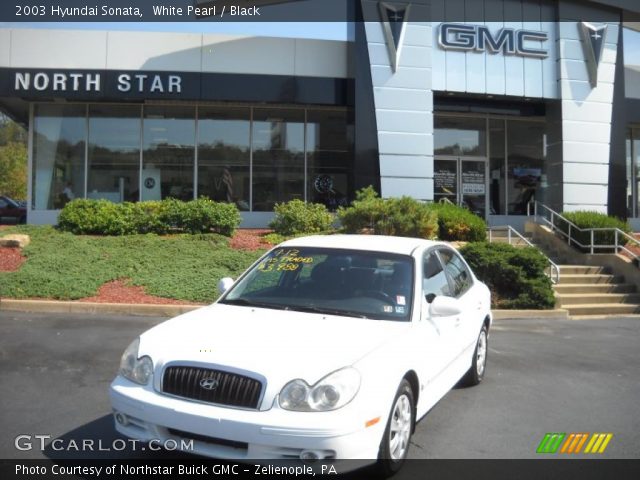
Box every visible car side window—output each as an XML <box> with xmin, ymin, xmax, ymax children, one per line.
<box><xmin>0</xmin><ymin>199</ymin><xmax>7</xmax><ymax>208</ymax></box>
<box><xmin>423</xmin><ymin>251</ymin><xmax>451</xmax><ymax>301</ymax></box>
<box><xmin>438</xmin><ymin>249</ymin><xmax>472</xmax><ymax>298</ymax></box>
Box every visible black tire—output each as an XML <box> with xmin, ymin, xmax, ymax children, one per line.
<box><xmin>18</xmin><ymin>216</ymin><xmax>26</xmax><ymax>225</ymax></box>
<box><xmin>460</xmin><ymin>325</ymin><xmax>488</xmax><ymax>387</ymax></box>
<box><xmin>377</xmin><ymin>379</ymin><xmax>414</xmax><ymax>478</ymax></box>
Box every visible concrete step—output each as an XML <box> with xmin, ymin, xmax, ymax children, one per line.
<box><xmin>563</xmin><ymin>304</ymin><xmax>640</xmax><ymax>316</ymax></box>
<box><xmin>556</xmin><ymin>293</ymin><xmax>640</xmax><ymax>306</ymax></box>
<box><xmin>557</xmin><ymin>274</ymin><xmax>623</xmax><ymax>285</ymax></box>
<box><xmin>554</xmin><ymin>283</ymin><xmax>637</xmax><ymax>294</ymax></box>
<box><xmin>558</xmin><ymin>265</ymin><xmax>611</xmax><ymax>275</ymax></box>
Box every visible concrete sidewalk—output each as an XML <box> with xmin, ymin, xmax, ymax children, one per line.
<box><xmin>0</xmin><ymin>298</ymin><xmax>570</xmax><ymax>320</ymax></box>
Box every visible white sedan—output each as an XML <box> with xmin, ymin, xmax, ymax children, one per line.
<box><xmin>110</xmin><ymin>235</ymin><xmax>491</xmax><ymax>476</ymax></box>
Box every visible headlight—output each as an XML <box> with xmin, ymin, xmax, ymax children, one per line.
<box><xmin>279</xmin><ymin>367</ymin><xmax>360</xmax><ymax>412</ymax></box>
<box><xmin>119</xmin><ymin>338</ymin><xmax>154</xmax><ymax>385</ymax></box>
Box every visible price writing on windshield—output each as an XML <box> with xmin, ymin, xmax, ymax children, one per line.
<box><xmin>258</xmin><ymin>249</ymin><xmax>314</xmax><ymax>272</ymax></box>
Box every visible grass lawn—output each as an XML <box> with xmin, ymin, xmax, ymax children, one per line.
<box><xmin>0</xmin><ymin>226</ymin><xmax>266</xmax><ymax>303</ymax></box>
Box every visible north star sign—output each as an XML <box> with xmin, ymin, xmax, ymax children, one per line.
<box><xmin>439</xmin><ymin>23</ymin><xmax>549</xmax><ymax>58</ymax></box>
<box><xmin>13</xmin><ymin>71</ymin><xmax>183</xmax><ymax>94</ymax></box>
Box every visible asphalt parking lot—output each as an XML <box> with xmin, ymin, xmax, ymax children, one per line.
<box><xmin>0</xmin><ymin>310</ymin><xmax>639</xmax><ymax>463</ymax></box>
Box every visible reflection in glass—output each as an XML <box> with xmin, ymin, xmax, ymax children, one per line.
<box><xmin>624</xmin><ymin>27</ymin><xmax>640</xmax><ymax>100</ymax></box>
<box><xmin>507</xmin><ymin>121</ymin><xmax>545</xmax><ymax>215</ymax></box>
<box><xmin>434</xmin><ymin>116</ymin><xmax>486</xmax><ymax>156</ymax></box>
<box><xmin>198</xmin><ymin>107</ymin><xmax>250</xmax><ymax>211</ymax></box>
<box><xmin>32</xmin><ymin>104</ymin><xmax>86</xmax><ymax>209</ymax></box>
<box><xmin>142</xmin><ymin>106</ymin><xmax>195</xmax><ymax>201</ymax></box>
<box><xmin>252</xmin><ymin>108</ymin><xmax>305</xmax><ymax>211</ymax></box>
<box><xmin>489</xmin><ymin>119</ymin><xmax>506</xmax><ymax>215</ymax></box>
<box><xmin>88</xmin><ymin>105</ymin><xmax>141</xmax><ymax>203</ymax></box>
<box><xmin>306</xmin><ymin>109</ymin><xmax>352</xmax><ymax>211</ymax></box>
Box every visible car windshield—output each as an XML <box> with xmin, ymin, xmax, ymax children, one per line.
<box><xmin>220</xmin><ymin>247</ymin><xmax>414</xmax><ymax>321</ymax></box>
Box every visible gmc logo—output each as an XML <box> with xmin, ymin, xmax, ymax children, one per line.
<box><xmin>439</xmin><ymin>23</ymin><xmax>548</xmax><ymax>58</ymax></box>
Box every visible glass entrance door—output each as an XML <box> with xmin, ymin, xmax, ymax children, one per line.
<box><xmin>434</xmin><ymin>157</ymin><xmax>488</xmax><ymax>219</ymax></box>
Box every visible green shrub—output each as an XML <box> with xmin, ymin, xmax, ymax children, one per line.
<box><xmin>337</xmin><ymin>186</ymin><xmax>438</xmax><ymax>239</ymax></box>
<box><xmin>556</xmin><ymin>211</ymin><xmax>631</xmax><ymax>252</ymax></box>
<box><xmin>460</xmin><ymin>242</ymin><xmax>555</xmax><ymax>309</ymax></box>
<box><xmin>58</xmin><ymin>198</ymin><xmax>241</xmax><ymax>236</ymax></box>
<box><xmin>269</xmin><ymin>199</ymin><xmax>334</xmax><ymax>236</ymax></box>
<box><xmin>429</xmin><ymin>203</ymin><xmax>487</xmax><ymax>242</ymax></box>
<box><xmin>58</xmin><ymin>199</ymin><xmax>135</xmax><ymax>235</ymax></box>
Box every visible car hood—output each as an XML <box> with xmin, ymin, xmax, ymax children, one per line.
<box><xmin>139</xmin><ymin>303</ymin><xmax>408</xmax><ymax>388</ymax></box>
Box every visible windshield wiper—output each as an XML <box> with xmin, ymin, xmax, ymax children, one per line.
<box><xmin>220</xmin><ymin>298</ymin><xmax>289</xmax><ymax>311</ymax></box>
<box><xmin>288</xmin><ymin>305</ymin><xmax>369</xmax><ymax>319</ymax></box>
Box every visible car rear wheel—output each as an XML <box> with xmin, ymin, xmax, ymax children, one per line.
<box><xmin>460</xmin><ymin>325</ymin><xmax>488</xmax><ymax>387</ymax></box>
<box><xmin>377</xmin><ymin>379</ymin><xmax>414</xmax><ymax>477</ymax></box>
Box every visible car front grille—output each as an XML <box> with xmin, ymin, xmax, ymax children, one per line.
<box><xmin>162</xmin><ymin>366</ymin><xmax>263</xmax><ymax>409</ymax></box>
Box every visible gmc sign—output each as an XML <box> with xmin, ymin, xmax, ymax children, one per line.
<box><xmin>439</xmin><ymin>23</ymin><xmax>549</xmax><ymax>58</ymax></box>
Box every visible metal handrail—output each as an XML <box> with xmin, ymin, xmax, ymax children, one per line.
<box><xmin>487</xmin><ymin>225</ymin><xmax>561</xmax><ymax>284</ymax></box>
<box><xmin>527</xmin><ymin>201</ymin><xmax>640</xmax><ymax>262</ymax></box>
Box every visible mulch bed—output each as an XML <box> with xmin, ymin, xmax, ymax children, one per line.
<box><xmin>229</xmin><ymin>229</ymin><xmax>273</xmax><ymax>251</ymax></box>
<box><xmin>78</xmin><ymin>279</ymin><xmax>201</xmax><ymax>305</ymax></box>
<box><xmin>0</xmin><ymin>247</ymin><xmax>26</xmax><ymax>272</ymax></box>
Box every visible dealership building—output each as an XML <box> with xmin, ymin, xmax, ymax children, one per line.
<box><xmin>1</xmin><ymin>0</ymin><xmax>640</xmax><ymax>228</ymax></box>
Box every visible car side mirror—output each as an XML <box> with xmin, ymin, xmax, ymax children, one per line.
<box><xmin>429</xmin><ymin>296</ymin><xmax>463</xmax><ymax>317</ymax></box>
<box><xmin>217</xmin><ymin>277</ymin><xmax>234</xmax><ymax>295</ymax></box>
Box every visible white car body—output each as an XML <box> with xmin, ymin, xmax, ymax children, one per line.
<box><xmin>110</xmin><ymin>235</ymin><xmax>492</xmax><ymax>469</ymax></box>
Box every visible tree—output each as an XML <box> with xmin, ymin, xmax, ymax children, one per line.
<box><xmin>0</xmin><ymin>115</ymin><xmax>28</xmax><ymax>200</ymax></box>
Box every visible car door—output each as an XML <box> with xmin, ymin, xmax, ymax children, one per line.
<box><xmin>415</xmin><ymin>250</ymin><xmax>461</xmax><ymax>392</ymax></box>
<box><xmin>436</xmin><ymin>248</ymin><xmax>482</xmax><ymax>354</ymax></box>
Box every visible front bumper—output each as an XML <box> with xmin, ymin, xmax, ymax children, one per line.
<box><xmin>109</xmin><ymin>376</ymin><xmax>383</xmax><ymax>462</ymax></box>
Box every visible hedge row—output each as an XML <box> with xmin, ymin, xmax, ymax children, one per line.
<box><xmin>460</xmin><ymin>242</ymin><xmax>555</xmax><ymax>310</ymax></box>
<box><xmin>334</xmin><ymin>186</ymin><xmax>485</xmax><ymax>241</ymax></box>
<box><xmin>555</xmin><ymin>210</ymin><xmax>631</xmax><ymax>252</ymax></box>
<box><xmin>58</xmin><ymin>198</ymin><xmax>241</xmax><ymax>236</ymax></box>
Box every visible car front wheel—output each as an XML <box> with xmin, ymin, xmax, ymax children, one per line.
<box><xmin>377</xmin><ymin>379</ymin><xmax>414</xmax><ymax>477</ymax></box>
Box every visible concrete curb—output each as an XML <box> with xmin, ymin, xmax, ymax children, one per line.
<box><xmin>1</xmin><ymin>298</ymin><xmax>570</xmax><ymax>320</ymax></box>
<box><xmin>492</xmin><ymin>309</ymin><xmax>569</xmax><ymax>320</ymax></box>
<box><xmin>0</xmin><ymin>299</ymin><xmax>200</xmax><ymax>317</ymax></box>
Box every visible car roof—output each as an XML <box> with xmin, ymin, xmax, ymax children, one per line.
<box><xmin>279</xmin><ymin>234</ymin><xmax>448</xmax><ymax>256</ymax></box>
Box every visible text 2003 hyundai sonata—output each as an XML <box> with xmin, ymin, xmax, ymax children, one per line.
<box><xmin>110</xmin><ymin>235</ymin><xmax>491</xmax><ymax>476</ymax></box>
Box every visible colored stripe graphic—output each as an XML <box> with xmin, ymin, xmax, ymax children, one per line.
<box><xmin>584</xmin><ymin>433</ymin><xmax>613</xmax><ymax>454</ymax></box>
<box><xmin>560</xmin><ymin>433</ymin><xmax>589</xmax><ymax>454</ymax></box>
<box><xmin>538</xmin><ymin>433</ymin><xmax>614</xmax><ymax>454</ymax></box>
<box><xmin>537</xmin><ymin>433</ymin><xmax>566</xmax><ymax>453</ymax></box>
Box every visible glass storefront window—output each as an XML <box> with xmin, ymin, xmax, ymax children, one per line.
<box><xmin>31</xmin><ymin>103</ymin><xmax>352</xmax><ymax>212</ymax></box>
<box><xmin>32</xmin><ymin>104</ymin><xmax>86</xmax><ymax>209</ymax></box>
<box><xmin>489</xmin><ymin>119</ymin><xmax>506</xmax><ymax>215</ymax></box>
<box><xmin>142</xmin><ymin>106</ymin><xmax>196</xmax><ymax>201</ymax></box>
<box><xmin>506</xmin><ymin>121</ymin><xmax>546</xmax><ymax>215</ymax></box>
<box><xmin>631</xmin><ymin>128</ymin><xmax>640</xmax><ymax>218</ymax></box>
<box><xmin>306</xmin><ymin>109</ymin><xmax>352</xmax><ymax>210</ymax></box>
<box><xmin>198</xmin><ymin>107</ymin><xmax>251</xmax><ymax>211</ymax></box>
<box><xmin>434</xmin><ymin>116</ymin><xmax>487</xmax><ymax>156</ymax></box>
<box><xmin>627</xmin><ymin>130</ymin><xmax>633</xmax><ymax>217</ymax></box>
<box><xmin>251</xmin><ymin>108</ymin><xmax>305</xmax><ymax>211</ymax></box>
<box><xmin>88</xmin><ymin>105</ymin><xmax>141</xmax><ymax>203</ymax></box>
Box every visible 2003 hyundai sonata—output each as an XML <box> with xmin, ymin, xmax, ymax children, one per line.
<box><xmin>110</xmin><ymin>235</ymin><xmax>492</xmax><ymax>476</ymax></box>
